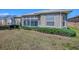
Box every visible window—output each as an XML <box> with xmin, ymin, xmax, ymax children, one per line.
<box><xmin>45</xmin><ymin>14</ymin><xmax>54</xmax><ymax>26</ymax></box>
<box><xmin>24</xmin><ymin>19</ymin><xmax>38</xmax><ymax>26</ymax></box>
<box><xmin>31</xmin><ymin>20</ymin><xmax>38</xmax><ymax>26</ymax></box>
<box><xmin>46</xmin><ymin>22</ymin><xmax>54</xmax><ymax>26</ymax></box>
<box><xmin>46</xmin><ymin>15</ymin><xmax>54</xmax><ymax>21</ymax></box>
<box><xmin>27</xmin><ymin>20</ymin><xmax>30</xmax><ymax>26</ymax></box>
<box><xmin>24</xmin><ymin>20</ymin><xmax>27</xmax><ymax>26</ymax></box>
<box><xmin>24</xmin><ymin>20</ymin><xmax>30</xmax><ymax>26</ymax></box>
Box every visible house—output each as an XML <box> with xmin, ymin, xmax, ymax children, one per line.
<box><xmin>68</xmin><ymin>16</ymin><xmax>79</xmax><ymax>28</ymax></box>
<box><xmin>5</xmin><ymin>16</ymin><xmax>14</xmax><ymax>25</ymax></box>
<box><xmin>0</xmin><ymin>9</ymin><xmax>71</xmax><ymax>28</ymax></box>
<box><xmin>21</xmin><ymin>9</ymin><xmax>71</xmax><ymax>28</ymax></box>
<box><xmin>0</xmin><ymin>15</ymin><xmax>16</xmax><ymax>26</ymax></box>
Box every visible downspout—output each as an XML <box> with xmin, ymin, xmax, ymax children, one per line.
<box><xmin>29</xmin><ymin>17</ymin><xmax>31</xmax><ymax>27</ymax></box>
<box><xmin>65</xmin><ymin>14</ymin><xmax>67</xmax><ymax>29</ymax></box>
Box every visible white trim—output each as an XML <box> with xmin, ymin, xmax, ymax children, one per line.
<box><xmin>22</xmin><ymin>18</ymin><xmax>24</xmax><ymax>26</ymax></box>
<box><xmin>60</xmin><ymin>11</ymin><xmax>62</xmax><ymax>28</ymax></box>
<box><xmin>29</xmin><ymin>18</ymin><xmax>31</xmax><ymax>26</ymax></box>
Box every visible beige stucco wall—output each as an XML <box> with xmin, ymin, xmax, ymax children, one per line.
<box><xmin>39</xmin><ymin>15</ymin><xmax>46</xmax><ymax>27</ymax></box>
<box><xmin>54</xmin><ymin>14</ymin><xmax>62</xmax><ymax>28</ymax></box>
<box><xmin>0</xmin><ymin>20</ymin><xmax>6</xmax><ymax>26</ymax></box>
<box><xmin>0</xmin><ymin>19</ymin><xmax>12</xmax><ymax>26</ymax></box>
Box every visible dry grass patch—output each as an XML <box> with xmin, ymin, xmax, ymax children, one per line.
<box><xmin>0</xmin><ymin>29</ymin><xmax>76</xmax><ymax>50</ymax></box>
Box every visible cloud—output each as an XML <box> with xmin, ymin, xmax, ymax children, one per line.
<box><xmin>0</xmin><ymin>13</ymin><xmax>9</xmax><ymax>15</ymax></box>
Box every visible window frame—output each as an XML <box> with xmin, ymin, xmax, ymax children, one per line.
<box><xmin>45</xmin><ymin>14</ymin><xmax>54</xmax><ymax>21</ymax></box>
<box><xmin>31</xmin><ymin>20</ymin><xmax>38</xmax><ymax>26</ymax></box>
<box><xmin>46</xmin><ymin>21</ymin><xmax>54</xmax><ymax>26</ymax></box>
<box><xmin>45</xmin><ymin>14</ymin><xmax>54</xmax><ymax>26</ymax></box>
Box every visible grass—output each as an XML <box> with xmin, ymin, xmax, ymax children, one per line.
<box><xmin>0</xmin><ymin>27</ymin><xmax>78</xmax><ymax>50</ymax></box>
<box><xmin>62</xmin><ymin>26</ymin><xmax>79</xmax><ymax>50</ymax></box>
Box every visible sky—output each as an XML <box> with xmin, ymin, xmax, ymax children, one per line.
<box><xmin>68</xmin><ymin>9</ymin><xmax>79</xmax><ymax>18</ymax></box>
<box><xmin>0</xmin><ymin>9</ymin><xmax>78</xmax><ymax>18</ymax></box>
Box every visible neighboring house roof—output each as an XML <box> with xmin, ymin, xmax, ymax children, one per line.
<box><xmin>22</xmin><ymin>9</ymin><xmax>71</xmax><ymax>16</ymax></box>
<box><xmin>68</xmin><ymin>16</ymin><xmax>79</xmax><ymax>22</ymax></box>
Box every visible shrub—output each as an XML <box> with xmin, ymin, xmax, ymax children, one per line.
<box><xmin>23</xmin><ymin>27</ymin><xmax>76</xmax><ymax>37</ymax></box>
<box><xmin>9</xmin><ymin>25</ymin><xmax>20</xmax><ymax>29</ymax></box>
<box><xmin>37</xmin><ymin>28</ymin><xmax>76</xmax><ymax>37</ymax></box>
<box><xmin>0</xmin><ymin>26</ymin><xmax>9</xmax><ymax>30</ymax></box>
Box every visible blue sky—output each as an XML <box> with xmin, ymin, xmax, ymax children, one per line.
<box><xmin>0</xmin><ymin>9</ymin><xmax>78</xmax><ymax>18</ymax></box>
<box><xmin>0</xmin><ymin>9</ymin><xmax>44</xmax><ymax>15</ymax></box>
<box><xmin>68</xmin><ymin>9</ymin><xmax>79</xmax><ymax>18</ymax></box>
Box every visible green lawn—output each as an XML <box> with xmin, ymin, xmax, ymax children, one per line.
<box><xmin>0</xmin><ymin>28</ymin><xmax>79</xmax><ymax>50</ymax></box>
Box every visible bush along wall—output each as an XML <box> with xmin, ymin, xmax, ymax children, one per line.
<box><xmin>0</xmin><ymin>26</ymin><xmax>9</xmax><ymax>30</ymax></box>
<box><xmin>23</xmin><ymin>27</ymin><xmax>76</xmax><ymax>37</ymax></box>
<box><xmin>0</xmin><ymin>25</ymin><xmax>21</xmax><ymax>30</ymax></box>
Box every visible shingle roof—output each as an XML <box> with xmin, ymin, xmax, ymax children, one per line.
<box><xmin>68</xmin><ymin>15</ymin><xmax>79</xmax><ymax>22</ymax></box>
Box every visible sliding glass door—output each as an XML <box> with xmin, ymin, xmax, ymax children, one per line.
<box><xmin>31</xmin><ymin>20</ymin><xmax>38</xmax><ymax>26</ymax></box>
<box><xmin>24</xmin><ymin>19</ymin><xmax>38</xmax><ymax>27</ymax></box>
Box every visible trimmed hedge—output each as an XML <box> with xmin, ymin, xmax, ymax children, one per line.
<box><xmin>23</xmin><ymin>27</ymin><xmax>76</xmax><ymax>37</ymax></box>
